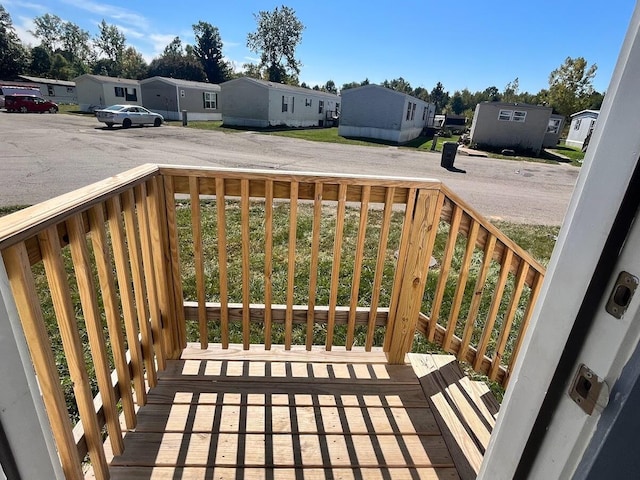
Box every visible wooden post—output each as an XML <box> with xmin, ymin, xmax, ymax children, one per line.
<box><xmin>385</xmin><ymin>189</ymin><xmax>443</xmax><ymax>364</ymax></box>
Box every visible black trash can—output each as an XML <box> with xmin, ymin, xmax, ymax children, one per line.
<box><xmin>441</xmin><ymin>142</ymin><xmax>458</xmax><ymax>169</ymax></box>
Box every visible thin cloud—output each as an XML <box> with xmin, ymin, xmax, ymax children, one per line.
<box><xmin>60</xmin><ymin>0</ymin><xmax>150</xmax><ymax>28</ymax></box>
<box><xmin>4</xmin><ymin>0</ymin><xmax>48</xmax><ymax>13</ymax></box>
<box><xmin>14</xmin><ymin>16</ymin><xmax>39</xmax><ymax>47</ymax></box>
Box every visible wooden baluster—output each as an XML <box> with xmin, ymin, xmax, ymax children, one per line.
<box><xmin>326</xmin><ymin>183</ymin><xmax>347</xmax><ymax>350</ymax></box>
<box><xmin>264</xmin><ymin>180</ymin><xmax>274</xmax><ymax>350</ymax></box>
<box><xmin>190</xmin><ymin>177</ymin><xmax>208</xmax><ymax>349</ymax></box>
<box><xmin>306</xmin><ymin>182</ymin><xmax>323</xmax><ymax>350</ymax></box>
<box><xmin>385</xmin><ymin>189</ymin><xmax>443</xmax><ymax>364</ymax></box>
<box><xmin>215</xmin><ymin>177</ymin><xmax>229</xmax><ymax>348</ymax></box>
<box><xmin>106</xmin><ymin>196</ymin><xmax>147</xmax><ymax>404</ymax></box>
<box><xmin>458</xmin><ymin>233</ymin><xmax>497</xmax><ymax>362</ymax></box>
<box><xmin>241</xmin><ymin>179</ymin><xmax>251</xmax><ymax>350</ymax></box>
<box><xmin>163</xmin><ymin>175</ymin><xmax>186</xmax><ymax>351</ymax></box>
<box><xmin>428</xmin><ymin>203</ymin><xmax>462</xmax><ymax>342</ymax></box>
<box><xmin>38</xmin><ymin>226</ymin><xmax>110</xmax><ymax>478</ymax></box>
<box><xmin>88</xmin><ymin>205</ymin><xmax>137</xmax><ymax>430</ymax></box>
<box><xmin>347</xmin><ymin>185</ymin><xmax>370</xmax><ymax>350</ymax></box>
<box><xmin>121</xmin><ymin>190</ymin><xmax>157</xmax><ymax>387</ymax></box>
<box><xmin>67</xmin><ymin>214</ymin><xmax>124</xmax><ymax>455</ymax></box>
<box><xmin>489</xmin><ymin>260</ymin><xmax>529</xmax><ymax>382</ymax></box>
<box><xmin>505</xmin><ymin>270</ymin><xmax>544</xmax><ymax>386</ymax></box>
<box><xmin>134</xmin><ymin>184</ymin><xmax>166</xmax><ymax>370</ymax></box>
<box><xmin>3</xmin><ymin>243</ymin><xmax>84</xmax><ymax>480</ymax></box>
<box><xmin>474</xmin><ymin>248</ymin><xmax>513</xmax><ymax>371</ymax></box>
<box><xmin>285</xmin><ymin>181</ymin><xmax>299</xmax><ymax>350</ymax></box>
<box><xmin>366</xmin><ymin>187</ymin><xmax>395</xmax><ymax>351</ymax></box>
<box><xmin>443</xmin><ymin>218</ymin><xmax>480</xmax><ymax>352</ymax></box>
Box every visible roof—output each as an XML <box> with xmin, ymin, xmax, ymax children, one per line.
<box><xmin>570</xmin><ymin>109</ymin><xmax>600</xmax><ymax>118</ymax></box>
<box><xmin>478</xmin><ymin>101</ymin><xmax>551</xmax><ymax>111</ymax></box>
<box><xmin>341</xmin><ymin>84</ymin><xmax>432</xmax><ymax>105</ymax></box>
<box><xmin>73</xmin><ymin>74</ymin><xmax>140</xmax><ymax>85</ymax></box>
<box><xmin>140</xmin><ymin>76</ymin><xmax>220</xmax><ymax>90</ymax></box>
<box><xmin>17</xmin><ymin>75</ymin><xmax>75</xmax><ymax>87</ymax></box>
<box><xmin>221</xmin><ymin>77</ymin><xmax>339</xmax><ymax>98</ymax></box>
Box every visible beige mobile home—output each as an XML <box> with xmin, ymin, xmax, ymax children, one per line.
<box><xmin>220</xmin><ymin>77</ymin><xmax>340</xmax><ymax>128</ymax></box>
<box><xmin>74</xmin><ymin>74</ymin><xmax>141</xmax><ymax>112</ymax></box>
<box><xmin>338</xmin><ymin>84</ymin><xmax>435</xmax><ymax>143</ymax></box>
<box><xmin>469</xmin><ymin>102</ymin><xmax>552</xmax><ymax>155</ymax></box>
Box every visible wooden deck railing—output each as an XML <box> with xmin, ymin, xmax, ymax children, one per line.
<box><xmin>0</xmin><ymin>164</ymin><xmax>545</xmax><ymax>479</ymax></box>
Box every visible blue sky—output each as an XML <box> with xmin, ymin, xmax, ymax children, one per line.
<box><xmin>4</xmin><ymin>0</ymin><xmax>636</xmax><ymax>94</ymax></box>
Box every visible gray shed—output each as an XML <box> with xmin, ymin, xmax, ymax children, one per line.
<box><xmin>17</xmin><ymin>75</ymin><xmax>77</xmax><ymax>104</ymax></box>
<box><xmin>220</xmin><ymin>77</ymin><xmax>340</xmax><ymax>128</ymax></box>
<box><xmin>566</xmin><ymin>110</ymin><xmax>599</xmax><ymax>149</ymax></box>
<box><xmin>469</xmin><ymin>102</ymin><xmax>552</xmax><ymax>155</ymax></box>
<box><xmin>74</xmin><ymin>74</ymin><xmax>141</xmax><ymax>112</ymax></box>
<box><xmin>338</xmin><ymin>85</ymin><xmax>435</xmax><ymax>143</ymax></box>
<box><xmin>140</xmin><ymin>77</ymin><xmax>221</xmax><ymax>121</ymax></box>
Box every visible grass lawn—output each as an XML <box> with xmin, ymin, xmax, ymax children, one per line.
<box><xmin>547</xmin><ymin>143</ymin><xmax>585</xmax><ymax>166</ymax></box>
<box><xmin>58</xmin><ymin>104</ymin><xmax>94</xmax><ymax>115</ymax></box>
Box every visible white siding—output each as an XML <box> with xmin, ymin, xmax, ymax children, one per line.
<box><xmin>566</xmin><ymin>112</ymin><xmax>599</xmax><ymax>148</ymax></box>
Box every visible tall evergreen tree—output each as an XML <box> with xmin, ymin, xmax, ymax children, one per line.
<box><xmin>193</xmin><ymin>21</ymin><xmax>231</xmax><ymax>83</ymax></box>
<box><xmin>0</xmin><ymin>6</ymin><xmax>28</xmax><ymax>77</ymax></box>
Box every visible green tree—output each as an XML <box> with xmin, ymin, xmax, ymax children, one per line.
<box><xmin>502</xmin><ymin>77</ymin><xmax>520</xmax><ymax>103</ymax></box>
<box><xmin>430</xmin><ymin>82</ymin><xmax>449</xmax><ymax>113</ymax></box>
<box><xmin>323</xmin><ymin>80</ymin><xmax>337</xmax><ymax>94</ymax></box>
<box><xmin>49</xmin><ymin>53</ymin><xmax>72</xmax><ymax>80</ymax></box>
<box><xmin>546</xmin><ymin>56</ymin><xmax>597</xmax><ymax>117</ymax></box>
<box><xmin>94</xmin><ymin>20</ymin><xmax>126</xmax><ymax>75</ymax></box>
<box><xmin>0</xmin><ymin>6</ymin><xmax>28</xmax><ymax>77</ymax></box>
<box><xmin>61</xmin><ymin>21</ymin><xmax>92</xmax><ymax>67</ymax></box>
<box><xmin>242</xmin><ymin>62</ymin><xmax>264</xmax><ymax>79</ymax></box>
<box><xmin>341</xmin><ymin>78</ymin><xmax>369</xmax><ymax>91</ymax></box>
<box><xmin>31</xmin><ymin>13</ymin><xmax>63</xmax><ymax>51</ymax></box>
<box><xmin>148</xmin><ymin>37</ymin><xmax>206</xmax><ymax>81</ymax></box>
<box><xmin>246</xmin><ymin>5</ymin><xmax>304</xmax><ymax>83</ymax></box>
<box><xmin>120</xmin><ymin>46</ymin><xmax>147</xmax><ymax>79</ymax></box>
<box><xmin>193</xmin><ymin>21</ymin><xmax>231</xmax><ymax>83</ymax></box>
<box><xmin>447</xmin><ymin>91</ymin><xmax>465</xmax><ymax>114</ymax></box>
<box><xmin>29</xmin><ymin>45</ymin><xmax>52</xmax><ymax>76</ymax></box>
<box><xmin>382</xmin><ymin>77</ymin><xmax>412</xmax><ymax>94</ymax></box>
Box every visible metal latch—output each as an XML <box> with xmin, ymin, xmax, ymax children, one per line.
<box><xmin>606</xmin><ymin>271</ymin><xmax>638</xmax><ymax>319</ymax></box>
<box><xmin>569</xmin><ymin>364</ymin><xmax>609</xmax><ymax>415</ymax></box>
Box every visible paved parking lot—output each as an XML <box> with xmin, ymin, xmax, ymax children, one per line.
<box><xmin>0</xmin><ymin>112</ymin><xmax>579</xmax><ymax>224</ymax></box>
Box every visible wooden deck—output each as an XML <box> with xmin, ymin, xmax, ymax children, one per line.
<box><xmin>95</xmin><ymin>345</ymin><xmax>498</xmax><ymax>480</ymax></box>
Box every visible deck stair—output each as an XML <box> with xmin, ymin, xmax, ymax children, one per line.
<box><xmin>409</xmin><ymin>353</ymin><xmax>500</xmax><ymax>480</ymax></box>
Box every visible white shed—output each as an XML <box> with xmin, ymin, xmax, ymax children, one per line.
<box><xmin>220</xmin><ymin>77</ymin><xmax>340</xmax><ymax>128</ymax></box>
<box><xmin>338</xmin><ymin>85</ymin><xmax>435</xmax><ymax>143</ymax></box>
<box><xmin>565</xmin><ymin>109</ymin><xmax>599</xmax><ymax>149</ymax></box>
<box><xmin>74</xmin><ymin>74</ymin><xmax>141</xmax><ymax>112</ymax></box>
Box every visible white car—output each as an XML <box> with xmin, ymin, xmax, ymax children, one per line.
<box><xmin>95</xmin><ymin>104</ymin><xmax>164</xmax><ymax>129</ymax></box>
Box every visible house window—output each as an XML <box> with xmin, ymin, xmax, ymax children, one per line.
<box><xmin>282</xmin><ymin>95</ymin><xmax>289</xmax><ymax>112</ymax></box>
<box><xmin>513</xmin><ymin>110</ymin><xmax>527</xmax><ymax>122</ymax></box>
<box><xmin>574</xmin><ymin>118</ymin><xmax>582</xmax><ymax>130</ymax></box>
<box><xmin>318</xmin><ymin>100</ymin><xmax>324</xmax><ymax>114</ymax></box>
<box><xmin>203</xmin><ymin>92</ymin><xmax>217</xmax><ymax>109</ymax></box>
<box><xmin>498</xmin><ymin>109</ymin><xmax>513</xmax><ymax>121</ymax></box>
<box><xmin>411</xmin><ymin>103</ymin><xmax>416</xmax><ymax>120</ymax></box>
<box><xmin>547</xmin><ymin>118</ymin><xmax>562</xmax><ymax>134</ymax></box>
<box><xmin>305</xmin><ymin>98</ymin><xmax>312</xmax><ymax>107</ymax></box>
<box><xmin>406</xmin><ymin>102</ymin><xmax>412</xmax><ymax>121</ymax></box>
<box><xmin>47</xmin><ymin>85</ymin><xmax>55</xmax><ymax>96</ymax></box>
<box><xmin>66</xmin><ymin>87</ymin><xmax>74</xmax><ymax>93</ymax></box>
<box><xmin>336</xmin><ymin>102</ymin><xmax>340</xmax><ymax>113</ymax></box>
<box><xmin>422</xmin><ymin>106</ymin><xmax>426</xmax><ymax>121</ymax></box>
<box><xmin>125</xmin><ymin>88</ymin><xmax>137</xmax><ymax>101</ymax></box>
<box><xmin>114</xmin><ymin>87</ymin><xmax>125</xmax><ymax>97</ymax></box>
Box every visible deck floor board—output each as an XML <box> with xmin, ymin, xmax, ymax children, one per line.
<box><xmin>99</xmin><ymin>345</ymin><xmax>497</xmax><ymax>480</ymax></box>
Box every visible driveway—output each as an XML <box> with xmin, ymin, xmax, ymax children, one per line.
<box><xmin>0</xmin><ymin>113</ymin><xmax>579</xmax><ymax>225</ymax></box>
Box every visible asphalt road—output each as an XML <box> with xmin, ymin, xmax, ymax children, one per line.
<box><xmin>0</xmin><ymin>112</ymin><xmax>580</xmax><ymax>224</ymax></box>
